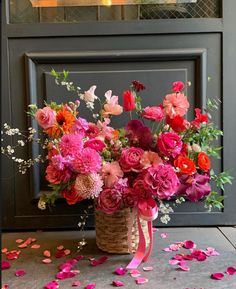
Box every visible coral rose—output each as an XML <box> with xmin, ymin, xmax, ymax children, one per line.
<box><xmin>97</xmin><ymin>188</ymin><xmax>122</xmax><ymax>214</ymax></box>
<box><xmin>119</xmin><ymin>147</ymin><xmax>144</xmax><ymax>172</ymax></box>
<box><xmin>35</xmin><ymin>107</ymin><xmax>56</xmax><ymax>129</ymax></box>
<box><xmin>157</xmin><ymin>132</ymin><xmax>182</xmax><ymax>158</ymax></box>
<box><xmin>123</xmin><ymin>90</ymin><xmax>135</xmax><ymax>112</ymax></box>
<box><xmin>174</xmin><ymin>155</ymin><xmax>196</xmax><ymax>175</ymax></box>
<box><xmin>198</xmin><ymin>152</ymin><xmax>211</xmax><ymax>172</ymax></box>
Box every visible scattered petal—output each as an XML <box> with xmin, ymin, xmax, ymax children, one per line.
<box><xmin>15</xmin><ymin>269</ymin><xmax>26</xmax><ymax>277</ymax></box>
<box><xmin>55</xmin><ymin>250</ymin><xmax>66</xmax><ymax>258</ymax></box>
<box><xmin>31</xmin><ymin>244</ymin><xmax>40</xmax><ymax>249</ymax></box>
<box><xmin>44</xmin><ymin>280</ymin><xmax>59</xmax><ymax>289</ymax></box>
<box><xmin>183</xmin><ymin>240</ymin><xmax>195</xmax><ymax>249</ymax></box>
<box><xmin>16</xmin><ymin>239</ymin><xmax>24</xmax><ymax>244</ymax></box>
<box><xmin>152</xmin><ymin>227</ymin><xmax>159</xmax><ymax>232</ymax></box>
<box><xmin>71</xmin><ymin>269</ymin><xmax>80</xmax><ymax>274</ymax></box>
<box><xmin>18</xmin><ymin>243</ymin><xmax>28</xmax><ymax>249</ymax></box>
<box><xmin>183</xmin><ymin>254</ymin><xmax>194</xmax><ymax>261</ymax></box>
<box><xmin>163</xmin><ymin>247</ymin><xmax>172</xmax><ymax>252</ymax></box>
<box><xmin>130</xmin><ymin>270</ymin><xmax>141</xmax><ymax>278</ymax></box>
<box><xmin>197</xmin><ymin>253</ymin><xmax>207</xmax><ymax>262</ymax></box>
<box><xmin>169</xmin><ymin>259</ymin><xmax>180</xmax><ymax>266</ymax></box>
<box><xmin>211</xmin><ymin>273</ymin><xmax>224</xmax><ymax>280</ymax></box>
<box><xmin>57</xmin><ymin>245</ymin><xmax>64</xmax><ymax>250</ymax></box>
<box><xmin>98</xmin><ymin>256</ymin><xmax>108</xmax><ymax>264</ymax></box>
<box><xmin>6</xmin><ymin>251</ymin><xmax>20</xmax><ymax>260</ymax></box>
<box><xmin>42</xmin><ymin>258</ymin><xmax>52</xmax><ymax>264</ymax></box>
<box><xmin>59</xmin><ymin>262</ymin><xmax>73</xmax><ymax>272</ymax></box>
<box><xmin>85</xmin><ymin>284</ymin><xmax>96</xmax><ymax>289</ymax></box>
<box><xmin>204</xmin><ymin>247</ymin><xmax>220</xmax><ymax>256</ymax></box>
<box><xmin>112</xmin><ymin>280</ymin><xmax>124</xmax><ymax>287</ymax></box>
<box><xmin>25</xmin><ymin>238</ymin><xmax>33</xmax><ymax>245</ymax></box>
<box><xmin>44</xmin><ymin>250</ymin><xmax>51</xmax><ymax>257</ymax></box>
<box><xmin>64</xmin><ymin>249</ymin><xmax>71</xmax><ymax>256</ymax></box>
<box><xmin>169</xmin><ymin>244</ymin><xmax>180</xmax><ymax>251</ymax></box>
<box><xmin>31</xmin><ymin>238</ymin><xmax>37</xmax><ymax>242</ymax></box>
<box><xmin>178</xmin><ymin>261</ymin><xmax>190</xmax><ymax>271</ymax></box>
<box><xmin>135</xmin><ymin>277</ymin><xmax>148</xmax><ymax>284</ymax></box>
<box><xmin>142</xmin><ymin>266</ymin><xmax>153</xmax><ymax>271</ymax></box>
<box><xmin>114</xmin><ymin>267</ymin><xmax>127</xmax><ymax>275</ymax></box>
<box><xmin>1</xmin><ymin>248</ymin><xmax>8</xmax><ymax>253</ymax></box>
<box><xmin>161</xmin><ymin>233</ymin><xmax>168</xmax><ymax>239</ymax></box>
<box><xmin>56</xmin><ymin>271</ymin><xmax>76</xmax><ymax>280</ymax></box>
<box><xmin>74</xmin><ymin>255</ymin><xmax>84</xmax><ymax>261</ymax></box>
<box><xmin>2</xmin><ymin>284</ymin><xmax>9</xmax><ymax>289</ymax></box>
<box><xmin>226</xmin><ymin>267</ymin><xmax>236</xmax><ymax>275</ymax></box>
<box><xmin>1</xmin><ymin>260</ymin><xmax>11</xmax><ymax>270</ymax></box>
<box><xmin>71</xmin><ymin>281</ymin><xmax>81</xmax><ymax>286</ymax></box>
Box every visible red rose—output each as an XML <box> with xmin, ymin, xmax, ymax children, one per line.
<box><xmin>61</xmin><ymin>185</ymin><xmax>82</xmax><ymax>205</ymax></box>
<box><xmin>123</xmin><ymin>90</ymin><xmax>135</xmax><ymax>112</ymax></box>
<box><xmin>174</xmin><ymin>155</ymin><xmax>196</xmax><ymax>175</ymax></box>
<box><xmin>198</xmin><ymin>152</ymin><xmax>211</xmax><ymax>172</ymax></box>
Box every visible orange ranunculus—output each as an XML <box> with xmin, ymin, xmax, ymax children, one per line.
<box><xmin>174</xmin><ymin>155</ymin><xmax>196</xmax><ymax>175</ymax></box>
<box><xmin>45</xmin><ymin>108</ymin><xmax>75</xmax><ymax>137</ymax></box>
<box><xmin>198</xmin><ymin>152</ymin><xmax>211</xmax><ymax>172</ymax></box>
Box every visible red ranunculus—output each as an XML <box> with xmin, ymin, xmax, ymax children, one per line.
<box><xmin>166</xmin><ymin>115</ymin><xmax>188</xmax><ymax>132</ymax></box>
<box><xmin>172</xmin><ymin>81</ymin><xmax>185</xmax><ymax>93</ymax></box>
<box><xmin>198</xmin><ymin>152</ymin><xmax>211</xmax><ymax>172</ymax></box>
<box><xmin>174</xmin><ymin>155</ymin><xmax>196</xmax><ymax>175</ymax></box>
<box><xmin>191</xmin><ymin>108</ymin><xmax>209</xmax><ymax>128</ymax></box>
<box><xmin>61</xmin><ymin>185</ymin><xmax>83</xmax><ymax>205</ymax></box>
<box><xmin>123</xmin><ymin>90</ymin><xmax>136</xmax><ymax>112</ymax></box>
<box><xmin>132</xmin><ymin>80</ymin><xmax>145</xmax><ymax>92</ymax></box>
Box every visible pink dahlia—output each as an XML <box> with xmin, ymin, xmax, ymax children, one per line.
<box><xmin>74</xmin><ymin>173</ymin><xmax>103</xmax><ymax>199</ymax></box>
<box><xmin>101</xmin><ymin>161</ymin><xmax>124</xmax><ymax>188</ymax></box>
<box><xmin>97</xmin><ymin>188</ymin><xmax>122</xmax><ymax>214</ymax></box>
<box><xmin>157</xmin><ymin>132</ymin><xmax>182</xmax><ymax>158</ymax></box>
<box><xmin>72</xmin><ymin>148</ymin><xmax>102</xmax><ymax>174</ymax></box>
<box><xmin>119</xmin><ymin>147</ymin><xmax>144</xmax><ymax>172</ymax></box>
<box><xmin>142</xmin><ymin>105</ymin><xmax>164</xmax><ymax>121</ymax></box>
<box><xmin>59</xmin><ymin>133</ymin><xmax>83</xmax><ymax>157</ymax></box>
<box><xmin>84</xmin><ymin>139</ymin><xmax>106</xmax><ymax>152</ymax></box>
<box><xmin>45</xmin><ymin>164</ymin><xmax>72</xmax><ymax>185</ymax></box>
<box><xmin>144</xmin><ymin>164</ymin><xmax>179</xmax><ymax>199</ymax></box>
<box><xmin>163</xmin><ymin>93</ymin><xmax>189</xmax><ymax>119</ymax></box>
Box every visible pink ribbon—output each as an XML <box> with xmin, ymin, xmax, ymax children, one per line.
<box><xmin>126</xmin><ymin>198</ymin><xmax>158</xmax><ymax>269</ymax></box>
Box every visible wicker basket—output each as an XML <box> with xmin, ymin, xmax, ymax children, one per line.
<box><xmin>95</xmin><ymin>208</ymin><xmax>149</xmax><ymax>254</ymax></box>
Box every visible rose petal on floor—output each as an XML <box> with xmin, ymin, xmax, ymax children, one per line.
<box><xmin>178</xmin><ymin>261</ymin><xmax>190</xmax><ymax>271</ymax></box>
<box><xmin>112</xmin><ymin>280</ymin><xmax>124</xmax><ymax>287</ymax></box>
<box><xmin>18</xmin><ymin>243</ymin><xmax>28</xmax><ymax>249</ymax></box>
<box><xmin>135</xmin><ymin>277</ymin><xmax>148</xmax><ymax>284</ymax></box>
<box><xmin>44</xmin><ymin>280</ymin><xmax>59</xmax><ymax>289</ymax></box>
<box><xmin>64</xmin><ymin>249</ymin><xmax>71</xmax><ymax>256</ymax></box>
<box><xmin>204</xmin><ymin>247</ymin><xmax>220</xmax><ymax>256</ymax></box>
<box><xmin>172</xmin><ymin>254</ymin><xmax>184</xmax><ymax>261</ymax></box>
<box><xmin>74</xmin><ymin>255</ymin><xmax>84</xmax><ymax>261</ymax></box>
<box><xmin>85</xmin><ymin>284</ymin><xmax>96</xmax><ymax>289</ymax></box>
<box><xmin>160</xmin><ymin>233</ymin><xmax>168</xmax><ymax>239</ymax></box>
<box><xmin>226</xmin><ymin>267</ymin><xmax>236</xmax><ymax>275</ymax></box>
<box><xmin>6</xmin><ymin>251</ymin><xmax>20</xmax><ymax>260</ymax></box>
<box><xmin>59</xmin><ymin>262</ymin><xmax>73</xmax><ymax>272</ymax></box>
<box><xmin>169</xmin><ymin>244</ymin><xmax>180</xmax><ymax>251</ymax></box>
<box><xmin>15</xmin><ymin>269</ymin><xmax>26</xmax><ymax>277</ymax></box>
<box><xmin>130</xmin><ymin>270</ymin><xmax>141</xmax><ymax>278</ymax></box>
<box><xmin>163</xmin><ymin>247</ymin><xmax>172</xmax><ymax>252</ymax></box>
<box><xmin>16</xmin><ymin>239</ymin><xmax>24</xmax><ymax>244</ymax></box>
<box><xmin>43</xmin><ymin>250</ymin><xmax>51</xmax><ymax>257</ymax></box>
<box><xmin>55</xmin><ymin>250</ymin><xmax>66</xmax><ymax>258</ymax></box>
<box><xmin>211</xmin><ymin>272</ymin><xmax>224</xmax><ymax>280</ymax></box>
<box><xmin>114</xmin><ymin>267</ymin><xmax>127</xmax><ymax>275</ymax></box>
<box><xmin>152</xmin><ymin>228</ymin><xmax>159</xmax><ymax>232</ymax></box>
<box><xmin>169</xmin><ymin>259</ymin><xmax>180</xmax><ymax>266</ymax></box>
<box><xmin>71</xmin><ymin>281</ymin><xmax>81</xmax><ymax>286</ymax></box>
<box><xmin>1</xmin><ymin>260</ymin><xmax>11</xmax><ymax>270</ymax></box>
<box><xmin>31</xmin><ymin>244</ymin><xmax>40</xmax><ymax>249</ymax></box>
<box><xmin>24</xmin><ymin>238</ymin><xmax>33</xmax><ymax>245</ymax></box>
<box><xmin>42</xmin><ymin>258</ymin><xmax>52</xmax><ymax>264</ymax></box>
<box><xmin>56</xmin><ymin>271</ymin><xmax>77</xmax><ymax>279</ymax></box>
<box><xmin>197</xmin><ymin>253</ymin><xmax>207</xmax><ymax>262</ymax></box>
<box><xmin>2</xmin><ymin>284</ymin><xmax>9</xmax><ymax>289</ymax></box>
<box><xmin>1</xmin><ymin>248</ymin><xmax>8</xmax><ymax>253</ymax></box>
<box><xmin>31</xmin><ymin>238</ymin><xmax>37</xmax><ymax>242</ymax></box>
<box><xmin>183</xmin><ymin>240</ymin><xmax>195</xmax><ymax>249</ymax></box>
<box><xmin>57</xmin><ymin>245</ymin><xmax>64</xmax><ymax>250</ymax></box>
<box><xmin>142</xmin><ymin>266</ymin><xmax>153</xmax><ymax>271</ymax></box>
<box><xmin>98</xmin><ymin>256</ymin><xmax>108</xmax><ymax>264</ymax></box>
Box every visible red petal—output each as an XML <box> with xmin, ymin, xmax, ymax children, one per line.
<box><xmin>59</xmin><ymin>262</ymin><xmax>73</xmax><ymax>272</ymax></box>
<box><xmin>197</xmin><ymin>253</ymin><xmax>207</xmax><ymax>262</ymax></box>
<box><xmin>18</xmin><ymin>243</ymin><xmax>28</xmax><ymax>249</ymax></box>
<box><xmin>142</xmin><ymin>266</ymin><xmax>153</xmax><ymax>271</ymax></box>
<box><xmin>6</xmin><ymin>252</ymin><xmax>20</xmax><ymax>260</ymax></box>
<box><xmin>56</xmin><ymin>271</ymin><xmax>76</xmax><ymax>279</ymax></box>
<box><xmin>183</xmin><ymin>254</ymin><xmax>194</xmax><ymax>261</ymax></box>
<box><xmin>135</xmin><ymin>277</ymin><xmax>148</xmax><ymax>284</ymax></box>
<box><xmin>98</xmin><ymin>256</ymin><xmax>108</xmax><ymax>264</ymax></box>
<box><xmin>183</xmin><ymin>240</ymin><xmax>195</xmax><ymax>249</ymax></box>
<box><xmin>64</xmin><ymin>249</ymin><xmax>71</xmax><ymax>256</ymax></box>
<box><xmin>112</xmin><ymin>280</ymin><xmax>124</xmax><ymax>287</ymax></box>
<box><xmin>44</xmin><ymin>280</ymin><xmax>59</xmax><ymax>289</ymax></box>
<box><xmin>44</xmin><ymin>250</ymin><xmax>51</xmax><ymax>257</ymax></box>
<box><xmin>85</xmin><ymin>284</ymin><xmax>96</xmax><ymax>289</ymax></box>
<box><xmin>31</xmin><ymin>244</ymin><xmax>40</xmax><ymax>249</ymax></box>
<box><xmin>71</xmin><ymin>281</ymin><xmax>81</xmax><ymax>286</ymax></box>
<box><xmin>226</xmin><ymin>267</ymin><xmax>236</xmax><ymax>275</ymax></box>
<box><xmin>55</xmin><ymin>250</ymin><xmax>66</xmax><ymax>258</ymax></box>
<box><xmin>1</xmin><ymin>260</ymin><xmax>11</xmax><ymax>270</ymax></box>
<box><xmin>24</xmin><ymin>238</ymin><xmax>33</xmax><ymax>245</ymax></box>
<box><xmin>2</xmin><ymin>284</ymin><xmax>9</xmax><ymax>289</ymax></box>
<box><xmin>15</xmin><ymin>269</ymin><xmax>26</xmax><ymax>277</ymax></box>
<box><xmin>16</xmin><ymin>239</ymin><xmax>24</xmax><ymax>244</ymax></box>
<box><xmin>130</xmin><ymin>269</ymin><xmax>141</xmax><ymax>278</ymax></box>
<box><xmin>114</xmin><ymin>267</ymin><xmax>127</xmax><ymax>275</ymax></box>
<box><xmin>74</xmin><ymin>255</ymin><xmax>84</xmax><ymax>261</ymax></box>
<box><xmin>211</xmin><ymin>273</ymin><xmax>224</xmax><ymax>280</ymax></box>
<box><xmin>42</xmin><ymin>258</ymin><xmax>52</xmax><ymax>264</ymax></box>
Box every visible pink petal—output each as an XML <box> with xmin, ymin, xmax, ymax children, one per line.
<box><xmin>142</xmin><ymin>266</ymin><xmax>153</xmax><ymax>271</ymax></box>
<box><xmin>90</xmin><ymin>260</ymin><xmax>100</xmax><ymax>267</ymax></box>
<box><xmin>2</xmin><ymin>260</ymin><xmax>11</xmax><ymax>270</ymax></box>
<box><xmin>135</xmin><ymin>277</ymin><xmax>149</xmax><ymax>284</ymax></box>
<box><xmin>44</xmin><ymin>250</ymin><xmax>51</xmax><ymax>257</ymax></box>
<box><xmin>31</xmin><ymin>244</ymin><xmax>41</xmax><ymax>249</ymax></box>
<box><xmin>16</xmin><ymin>239</ymin><xmax>24</xmax><ymax>244</ymax></box>
<box><xmin>183</xmin><ymin>240</ymin><xmax>195</xmax><ymax>249</ymax></box>
<box><xmin>169</xmin><ymin>259</ymin><xmax>180</xmax><ymax>265</ymax></box>
<box><xmin>130</xmin><ymin>269</ymin><xmax>141</xmax><ymax>278</ymax></box>
<box><xmin>15</xmin><ymin>269</ymin><xmax>26</xmax><ymax>277</ymax></box>
<box><xmin>112</xmin><ymin>280</ymin><xmax>124</xmax><ymax>287</ymax></box>
<box><xmin>211</xmin><ymin>273</ymin><xmax>224</xmax><ymax>280</ymax></box>
<box><xmin>71</xmin><ymin>269</ymin><xmax>80</xmax><ymax>274</ymax></box>
<box><xmin>56</xmin><ymin>271</ymin><xmax>76</xmax><ymax>279</ymax></box>
<box><xmin>178</xmin><ymin>261</ymin><xmax>190</xmax><ymax>271</ymax></box>
<box><xmin>161</xmin><ymin>233</ymin><xmax>168</xmax><ymax>239</ymax></box>
<box><xmin>183</xmin><ymin>254</ymin><xmax>194</xmax><ymax>261</ymax></box>
<box><xmin>163</xmin><ymin>247</ymin><xmax>172</xmax><ymax>252</ymax></box>
<box><xmin>25</xmin><ymin>238</ymin><xmax>33</xmax><ymax>245</ymax></box>
<box><xmin>85</xmin><ymin>284</ymin><xmax>96</xmax><ymax>289</ymax></box>
<box><xmin>204</xmin><ymin>247</ymin><xmax>220</xmax><ymax>256</ymax></box>
<box><xmin>173</xmin><ymin>255</ymin><xmax>184</xmax><ymax>261</ymax></box>
<box><xmin>114</xmin><ymin>267</ymin><xmax>127</xmax><ymax>275</ymax></box>
<box><xmin>66</xmin><ymin>259</ymin><xmax>78</xmax><ymax>266</ymax></box>
<box><xmin>197</xmin><ymin>253</ymin><xmax>207</xmax><ymax>262</ymax></box>
<box><xmin>1</xmin><ymin>248</ymin><xmax>8</xmax><ymax>253</ymax></box>
<box><xmin>57</xmin><ymin>245</ymin><xmax>64</xmax><ymax>250</ymax></box>
<box><xmin>59</xmin><ymin>262</ymin><xmax>73</xmax><ymax>272</ymax></box>
<box><xmin>44</xmin><ymin>280</ymin><xmax>59</xmax><ymax>289</ymax></box>
<box><xmin>18</xmin><ymin>243</ymin><xmax>28</xmax><ymax>249</ymax></box>
<box><xmin>152</xmin><ymin>227</ymin><xmax>159</xmax><ymax>232</ymax></box>
<box><xmin>6</xmin><ymin>251</ymin><xmax>19</xmax><ymax>260</ymax></box>
<box><xmin>42</xmin><ymin>258</ymin><xmax>52</xmax><ymax>264</ymax></box>
<box><xmin>2</xmin><ymin>284</ymin><xmax>9</xmax><ymax>289</ymax></box>
<box><xmin>64</xmin><ymin>249</ymin><xmax>71</xmax><ymax>256</ymax></box>
<box><xmin>71</xmin><ymin>281</ymin><xmax>81</xmax><ymax>286</ymax></box>
<box><xmin>31</xmin><ymin>238</ymin><xmax>37</xmax><ymax>242</ymax></box>
<box><xmin>169</xmin><ymin>244</ymin><xmax>180</xmax><ymax>251</ymax></box>
<box><xmin>226</xmin><ymin>267</ymin><xmax>236</xmax><ymax>275</ymax></box>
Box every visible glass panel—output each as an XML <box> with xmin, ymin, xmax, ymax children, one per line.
<box><xmin>9</xmin><ymin>0</ymin><xmax>222</xmax><ymax>23</ymax></box>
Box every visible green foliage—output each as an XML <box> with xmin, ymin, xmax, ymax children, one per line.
<box><xmin>205</xmin><ymin>191</ymin><xmax>225</xmax><ymax>211</ymax></box>
<box><xmin>210</xmin><ymin>169</ymin><xmax>234</xmax><ymax>191</ymax></box>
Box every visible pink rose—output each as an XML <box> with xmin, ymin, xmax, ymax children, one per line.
<box><xmin>157</xmin><ymin>132</ymin><xmax>182</xmax><ymax>158</ymax></box>
<box><xmin>101</xmin><ymin>161</ymin><xmax>124</xmax><ymax>188</ymax></box>
<box><xmin>142</xmin><ymin>105</ymin><xmax>164</xmax><ymax>121</ymax></box>
<box><xmin>144</xmin><ymin>164</ymin><xmax>179</xmax><ymax>199</ymax></box>
<box><xmin>119</xmin><ymin>147</ymin><xmax>144</xmax><ymax>172</ymax></box>
<box><xmin>123</xmin><ymin>188</ymin><xmax>138</xmax><ymax>208</ymax></box>
<box><xmin>172</xmin><ymin>81</ymin><xmax>185</xmax><ymax>93</ymax></box>
<box><xmin>35</xmin><ymin>107</ymin><xmax>56</xmax><ymax>129</ymax></box>
<box><xmin>97</xmin><ymin>188</ymin><xmax>122</xmax><ymax>214</ymax></box>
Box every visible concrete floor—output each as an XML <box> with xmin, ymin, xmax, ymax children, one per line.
<box><xmin>2</xmin><ymin>227</ymin><xmax>236</xmax><ymax>289</ymax></box>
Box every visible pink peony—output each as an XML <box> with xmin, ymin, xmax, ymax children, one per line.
<box><xmin>71</xmin><ymin>117</ymin><xmax>89</xmax><ymax>135</ymax></box>
<box><xmin>140</xmin><ymin>151</ymin><xmax>163</xmax><ymax>169</ymax></box>
<box><xmin>72</xmin><ymin>148</ymin><xmax>102</xmax><ymax>174</ymax></box>
<box><xmin>97</xmin><ymin>188</ymin><xmax>122</xmax><ymax>214</ymax></box>
<box><xmin>163</xmin><ymin>93</ymin><xmax>189</xmax><ymax>118</ymax></box>
<box><xmin>101</xmin><ymin>161</ymin><xmax>124</xmax><ymax>188</ymax></box>
<box><xmin>119</xmin><ymin>147</ymin><xmax>144</xmax><ymax>172</ymax></box>
<box><xmin>59</xmin><ymin>134</ymin><xmax>83</xmax><ymax>157</ymax></box>
<box><xmin>142</xmin><ymin>105</ymin><xmax>164</xmax><ymax>121</ymax></box>
<box><xmin>35</xmin><ymin>107</ymin><xmax>56</xmax><ymax>129</ymax></box>
<box><xmin>122</xmin><ymin>188</ymin><xmax>138</xmax><ymax>208</ymax></box>
<box><xmin>157</xmin><ymin>132</ymin><xmax>182</xmax><ymax>158</ymax></box>
<box><xmin>45</xmin><ymin>164</ymin><xmax>72</xmax><ymax>185</ymax></box>
<box><xmin>74</xmin><ymin>173</ymin><xmax>103</xmax><ymax>199</ymax></box>
<box><xmin>144</xmin><ymin>164</ymin><xmax>179</xmax><ymax>199</ymax></box>
<box><xmin>172</xmin><ymin>81</ymin><xmax>185</xmax><ymax>93</ymax></box>
<box><xmin>84</xmin><ymin>139</ymin><xmax>106</xmax><ymax>152</ymax></box>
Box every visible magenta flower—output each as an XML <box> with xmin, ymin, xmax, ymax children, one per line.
<box><xmin>97</xmin><ymin>188</ymin><xmax>122</xmax><ymax>214</ymax></box>
<box><xmin>157</xmin><ymin>132</ymin><xmax>182</xmax><ymax>158</ymax></box>
<box><xmin>177</xmin><ymin>173</ymin><xmax>211</xmax><ymax>202</ymax></box>
<box><xmin>59</xmin><ymin>133</ymin><xmax>83</xmax><ymax>157</ymax></box>
<box><xmin>119</xmin><ymin>147</ymin><xmax>144</xmax><ymax>172</ymax></box>
<box><xmin>84</xmin><ymin>139</ymin><xmax>106</xmax><ymax>152</ymax></box>
<box><xmin>144</xmin><ymin>164</ymin><xmax>179</xmax><ymax>199</ymax></box>
<box><xmin>71</xmin><ymin>117</ymin><xmax>89</xmax><ymax>135</ymax></box>
<box><xmin>172</xmin><ymin>81</ymin><xmax>185</xmax><ymax>93</ymax></box>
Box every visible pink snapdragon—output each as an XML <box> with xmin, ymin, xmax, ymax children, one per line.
<box><xmin>102</xmin><ymin>90</ymin><xmax>123</xmax><ymax>117</ymax></box>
